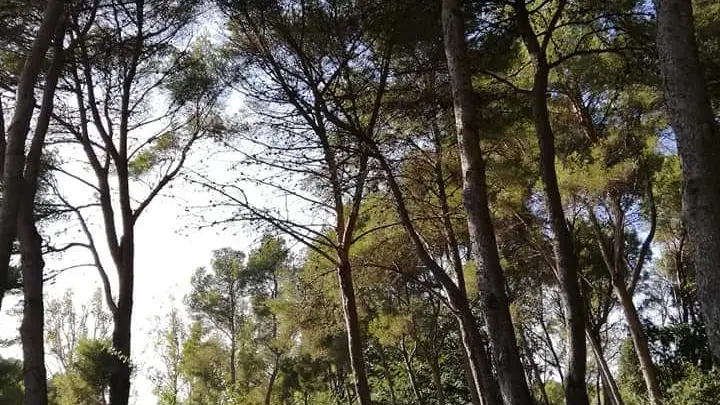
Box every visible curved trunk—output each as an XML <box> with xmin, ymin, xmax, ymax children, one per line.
<box><xmin>588</xmin><ymin>202</ymin><xmax>662</xmax><ymax>405</ymax></box>
<box><xmin>656</xmin><ymin>0</ymin><xmax>720</xmax><ymax>362</ymax></box>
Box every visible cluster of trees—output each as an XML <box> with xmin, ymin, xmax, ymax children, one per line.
<box><xmin>1</xmin><ymin>0</ymin><xmax>720</xmax><ymax>404</ymax></box>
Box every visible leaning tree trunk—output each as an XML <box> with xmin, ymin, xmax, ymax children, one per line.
<box><xmin>586</xmin><ymin>326</ymin><xmax>624</xmax><ymax>405</ymax></box>
<box><xmin>441</xmin><ymin>1</ymin><xmax>533</xmax><ymax>404</ymax></box>
<box><xmin>613</xmin><ymin>280</ymin><xmax>663</xmax><ymax>404</ymax></box>
<box><xmin>656</xmin><ymin>0</ymin><xmax>720</xmax><ymax>362</ymax></box>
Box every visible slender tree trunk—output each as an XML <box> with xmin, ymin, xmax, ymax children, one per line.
<box><xmin>429</xmin><ymin>350</ymin><xmax>446</xmax><ymax>405</ymax></box>
<box><xmin>230</xmin><ymin>287</ymin><xmax>237</xmax><ymax>392</ymax></box>
<box><xmin>264</xmin><ymin>354</ymin><xmax>281</xmax><ymax>405</ymax></box>
<box><xmin>456</xmin><ymin>309</ymin><xmax>502</xmax><ymax>405</ymax></box>
<box><xmin>378</xmin><ymin>350</ymin><xmax>398</xmax><ymax>405</ymax></box>
<box><xmin>530</xmin><ymin>69</ymin><xmax>590</xmax><ymax>405</ymax></box>
<box><xmin>588</xmin><ymin>201</ymin><xmax>663</xmax><ymax>405</ymax></box>
<box><xmin>360</xmin><ymin>98</ymin><xmax>500</xmax><ymax>405</ymax></box>
<box><xmin>656</xmin><ymin>0</ymin><xmax>720</xmax><ymax>362</ymax></box>
<box><xmin>0</xmin><ymin>0</ymin><xmax>65</xmax><ymax>310</ymax></box>
<box><xmin>433</xmin><ymin>119</ymin><xmax>498</xmax><ymax>405</ymax></box>
<box><xmin>520</xmin><ymin>331</ymin><xmax>551</xmax><ymax>405</ymax></box>
<box><xmin>441</xmin><ymin>1</ymin><xmax>533</xmax><ymax>404</ymax></box>
<box><xmin>460</xmin><ymin>348</ymin><xmax>484</xmax><ymax>405</ymax></box>
<box><xmin>337</xmin><ymin>261</ymin><xmax>372</xmax><ymax>405</ymax></box>
<box><xmin>400</xmin><ymin>338</ymin><xmax>420</xmax><ymax>402</ymax></box>
<box><xmin>613</xmin><ymin>280</ymin><xmax>663</xmax><ymax>404</ymax></box>
<box><xmin>586</xmin><ymin>326</ymin><xmax>624</xmax><ymax>405</ymax></box>
<box><xmin>513</xmin><ymin>3</ymin><xmax>590</xmax><ymax>404</ymax></box>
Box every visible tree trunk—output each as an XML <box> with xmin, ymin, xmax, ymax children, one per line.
<box><xmin>109</xmin><ymin>248</ymin><xmax>134</xmax><ymax>405</ymax></box>
<box><xmin>613</xmin><ymin>280</ymin><xmax>663</xmax><ymax>405</ymax></box>
<box><xmin>530</xmin><ymin>70</ymin><xmax>590</xmax><ymax>405</ymax></box>
<box><xmin>429</xmin><ymin>351</ymin><xmax>446</xmax><ymax>405</ymax></box>
<box><xmin>520</xmin><ymin>331</ymin><xmax>551</xmax><ymax>405</ymax></box>
<box><xmin>457</xmin><ymin>309</ymin><xmax>502</xmax><ymax>405</ymax></box>
<box><xmin>230</xmin><ymin>286</ymin><xmax>237</xmax><ymax>391</ymax></box>
<box><xmin>400</xmin><ymin>338</ymin><xmax>420</xmax><ymax>402</ymax></box>
<box><xmin>18</xmin><ymin>202</ymin><xmax>48</xmax><ymax>405</ymax></box>
<box><xmin>586</xmin><ymin>326</ymin><xmax>624</xmax><ymax>405</ymax></box>
<box><xmin>0</xmin><ymin>0</ymin><xmax>64</xmax><ymax>310</ymax></box>
<box><xmin>513</xmin><ymin>3</ymin><xmax>590</xmax><ymax>404</ymax></box>
<box><xmin>337</xmin><ymin>261</ymin><xmax>372</xmax><ymax>405</ymax></box>
<box><xmin>14</xmin><ymin>10</ymin><xmax>66</xmax><ymax>405</ymax></box>
<box><xmin>264</xmin><ymin>354</ymin><xmax>281</xmax><ymax>405</ymax></box>
<box><xmin>378</xmin><ymin>350</ymin><xmax>398</xmax><ymax>405</ymax></box>
<box><xmin>656</xmin><ymin>0</ymin><xmax>720</xmax><ymax>362</ymax></box>
<box><xmin>441</xmin><ymin>1</ymin><xmax>533</xmax><ymax>404</ymax></box>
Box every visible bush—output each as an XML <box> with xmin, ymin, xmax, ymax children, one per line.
<box><xmin>667</xmin><ymin>365</ymin><xmax>720</xmax><ymax>405</ymax></box>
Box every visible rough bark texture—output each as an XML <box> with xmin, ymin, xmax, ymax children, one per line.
<box><xmin>19</xmin><ymin>20</ymin><xmax>67</xmax><ymax>405</ymax></box>
<box><xmin>338</xmin><ymin>261</ymin><xmax>373</xmax><ymax>405</ymax></box>
<box><xmin>656</xmin><ymin>0</ymin><xmax>720</xmax><ymax>362</ymax></box>
<box><xmin>0</xmin><ymin>0</ymin><xmax>65</xmax><ymax>310</ymax></box>
<box><xmin>441</xmin><ymin>1</ymin><xmax>533</xmax><ymax>404</ymax></box>
<box><xmin>18</xmin><ymin>201</ymin><xmax>48</xmax><ymax>405</ymax></box>
<box><xmin>110</xmin><ymin>246</ymin><xmax>134</xmax><ymax>405</ymax></box>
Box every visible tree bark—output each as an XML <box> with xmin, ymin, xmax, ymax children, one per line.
<box><xmin>110</xmin><ymin>248</ymin><xmax>134</xmax><ymax>405</ymax></box>
<box><xmin>588</xmin><ymin>202</ymin><xmax>663</xmax><ymax>405</ymax></box>
<box><xmin>337</xmin><ymin>261</ymin><xmax>372</xmax><ymax>405</ymax></box>
<box><xmin>0</xmin><ymin>0</ymin><xmax>65</xmax><ymax>310</ymax></box>
<box><xmin>18</xmin><ymin>202</ymin><xmax>48</xmax><ymax>405</ymax></box>
<box><xmin>441</xmin><ymin>1</ymin><xmax>533</xmax><ymax>404</ymax></box>
<box><xmin>429</xmin><ymin>350</ymin><xmax>446</xmax><ymax>405</ymax></box>
<box><xmin>17</xmin><ymin>13</ymin><xmax>66</xmax><ymax>405</ymax></box>
<box><xmin>513</xmin><ymin>3</ymin><xmax>590</xmax><ymax>404</ymax></box>
<box><xmin>457</xmin><ymin>309</ymin><xmax>502</xmax><ymax>405</ymax></box>
<box><xmin>264</xmin><ymin>354</ymin><xmax>281</xmax><ymax>405</ymax></box>
<box><xmin>586</xmin><ymin>326</ymin><xmax>624</xmax><ymax>405</ymax></box>
<box><xmin>399</xmin><ymin>337</ymin><xmax>420</xmax><ymax>402</ymax></box>
<box><xmin>357</xmin><ymin>92</ymin><xmax>500</xmax><ymax>405</ymax></box>
<box><xmin>656</xmin><ymin>0</ymin><xmax>720</xmax><ymax>362</ymax></box>
<box><xmin>613</xmin><ymin>280</ymin><xmax>663</xmax><ymax>404</ymax></box>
